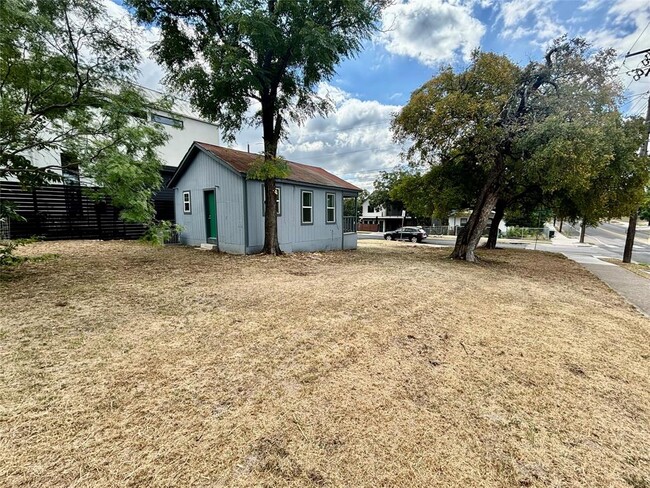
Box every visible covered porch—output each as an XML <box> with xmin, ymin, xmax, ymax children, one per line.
<box><xmin>342</xmin><ymin>193</ymin><xmax>358</xmax><ymax>250</ymax></box>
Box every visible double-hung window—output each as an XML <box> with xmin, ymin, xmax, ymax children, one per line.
<box><xmin>182</xmin><ymin>191</ymin><xmax>191</xmax><ymax>214</ymax></box>
<box><xmin>326</xmin><ymin>193</ymin><xmax>336</xmax><ymax>224</ymax></box>
<box><xmin>301</xmin><ymin>190</ymin><xmax>313</xmax><ymax>224</ymax></box>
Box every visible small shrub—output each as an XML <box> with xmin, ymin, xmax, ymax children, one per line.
<box><xmin>505</xmin><ymin>227</ymin><xmax>545</xmax><ymax>239</ymax></box>
<box><xmin>0</xmin><ymin>237</ymin><xmax>39</xmax><ymax>267</ymax></box>
<box><xmin>140</xmin><ymin>220</ymin><xmax>183</xmax><ymax>246</ymax></box>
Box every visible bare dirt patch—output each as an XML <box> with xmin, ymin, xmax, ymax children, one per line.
<box><xmin>1</xmin><ymin>239</ymin><xmax>649</xmax><ymax>487</ymax></box>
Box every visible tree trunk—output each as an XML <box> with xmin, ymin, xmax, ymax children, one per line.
<box><xmin>260</xmin><ymin>98</ymin><xmax>282</xmax><ymax>255</ymax></box>
<box><xmin>558</xmin><ymin>218</ymin><xmax>563</xmax><ymax>233</ymax></box>
<box><xmin>484</xmin><ymin>198</ymin><xmax>506</xmax><ymax>249</ymax></box>
<box><xmin>579</xmin><ymin>220</ymin><xmax>586</xmax><ymax>243</ymax></box>
<box><xmin>624</xmin><ymin>94</ymin><xmax>650</xmax><ymax>261</ymax></box>
<box><xmin>451</xmin><ymin>163</ymin><xmax>502</xmax><ymax>262</ymax></box>
<box><xmin>261</xmin><ymin>178</ymin><xmax>282</xmax><ymax>255</ymax></box>
<box><xmin>623</xmin><ymin>209</ymin><xmax>638</xmax><ymax>263</ymax></box>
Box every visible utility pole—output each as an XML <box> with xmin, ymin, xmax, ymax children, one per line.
<box><xmin>623</xmin><ymin>48</ymin><xmax>650</xmax><ymax>263</ymax></box>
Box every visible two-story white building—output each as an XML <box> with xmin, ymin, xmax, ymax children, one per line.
<box><xmin>1</xmin><ymin>86</ymin><xmax>221</xmax><ymax>240</ymax></box>
<box><xmin>359</xmin><ymin>199</ymin><xmax>417</xmax><ymax>232</ymax></box>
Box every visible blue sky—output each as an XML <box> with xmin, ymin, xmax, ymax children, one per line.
<box><xmin>110</xmin><ymin>0</ymin><xmax>650</xmax><ymax>189</ymax></box>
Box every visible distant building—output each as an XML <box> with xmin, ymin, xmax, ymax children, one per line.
<box><xmin>448</xmin><ymin>209</ymin><xmax>507</xmax><ymax>235</ymax></box>
<box><xmin>1</xmin><ymin>87</ymin><xmax>220</xmax><ymax>240</ymax></box>
<box><xmin>359</xmin><ymin>199</ymin><xmax>420</xmax><ymax>232</ymax></box>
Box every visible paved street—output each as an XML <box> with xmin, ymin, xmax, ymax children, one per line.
<box><xmin>359</xmin><ymin>221</ymin><xmax>650</xmax><ymax>264</ymax></box>
<box><xmin>563</xmin><ymin>221</ymin><xmax>650</xmax><ymax>265</ymax></box>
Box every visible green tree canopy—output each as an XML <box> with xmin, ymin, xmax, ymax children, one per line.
<box><xmin>128</xmin><ymin>0</ymin><xmax>386</xmax><ymax>253</ymax></box>
<box><xmin>0</xmin><ymin>0</ymin><xmax>169</xmax><ymax>223</ymax></box>
<box><xmin>639</xmin><ymin>190</ymin><xmax>650</xmax><ymax>225</ymax></box>
<box><xmin>368</xmin><ymin>169</ymin><xmax>436</xmax><ymax>221</ymax></box>
<box><xmin>541</xmin><ymin>115</ymin><xmax>649</xmax><ymax>228</ymax></box>
<box><xmin>393</xmin><ymin>38</ymin><xmax>635</xmax><ymax>262</ymax></box>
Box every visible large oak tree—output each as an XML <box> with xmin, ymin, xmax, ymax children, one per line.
<box><xmin>393</xmin><ymin>38</ymin><xmax>639</xmax><ymax>262</ymax></box>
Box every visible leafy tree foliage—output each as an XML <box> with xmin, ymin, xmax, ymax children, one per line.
<box><xmin>394</xmin><ymin>38</ymin><xmax>644</xmax><ymax>262</ymax></box>
<box><xmin>368</xmin><ymin>170</ymin><xmax>403</xmax><ymax>210</ymax></box>
<box><xmin>128</xmin><ymin>0</ymin><xmax>386</xmax><ymax>254</ymax></box>
<box><xmin>540</xmin><ymin>116</ymin><xmax>649</xmax><ymax>231</ymax></box>
<box><xmin>0</xmin><ymin>0</ymin><xmax>169</xmax><ymax>223</ymax></box>
<box><xmin>640</xmin><ymin>190</ymin><xmax>650</xmax><ymax>225</ymax></box>
<box><xmin>368</xmin><ymin>169</ymin><xmax>435</xmax><ymax>221</ymax></box>
<box><xmin>504</xmin><ymin>206</ymin><xmax>552</xmax><ymax>228</ymax></box>
<box><xmin>344</xmin><ymin>189</ymin><xmax>368</xmax><ymax>219</ymax></box>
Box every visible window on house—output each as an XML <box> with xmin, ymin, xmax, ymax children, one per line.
<box><xmin>460</xmin><ymin>217</ymin><xmax>468</xmax><ymax>226</ymax></box>
<box><xmin>183</xmin><ymin>191</ymin><xmax>191</xmax><ymax>214</ymax></box>
<box><xmin>301</xmin><ymin>190</ymin><xmax>313</xmax><ymax>224</ymax></box>
<box><xmin>151</xmin><ymin>113</ymin><xmax>184</xmax><ymax>129</ymax></box>
<box><xmin>262</xmin><ymin>185</ymin><xmax>281</xmax><ymax>216</ymax></box>
<box><xmin>61</xmin><ymin>152</ymin><xmax>80</xmax><ymax>186</ymax></box>
<box><xmin>61</xmin><ymin>152</ymin><xmax>83</xmax><ymax>217</ymax></box>
<box><xmin>326</xmin><ymin>193</ymin><xmax>336</xmax><ymax>223</ymax></box>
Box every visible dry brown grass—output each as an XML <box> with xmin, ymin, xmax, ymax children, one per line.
<box><xmin>1</xmin><ymin>239</ymin><xmax>649</xmax><ymax>487</ymax></box>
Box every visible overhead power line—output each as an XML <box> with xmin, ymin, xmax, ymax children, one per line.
<box><xmin>628</xmin><ymin>96</ymin><xmax>647</xmax><ymax>114</ymax></box>
<box><xmin>626</xmin><ymin>20</ymin><xmax>650</xmax><ymax>57</ymax></box>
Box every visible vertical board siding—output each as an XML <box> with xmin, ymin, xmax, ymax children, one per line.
<box><xmin>343</xmin><ymin>233</ymin><xmax>357</xmax><ymax>250</ymax></box>
<box><xmin>290</xmin><ymin>187</ymin><xmax>343</xmax><ymax>252</ymax></box>
<box><xmin>247</xmin><ymin>183</ymin><xmax>346</xmax><ymax>253</ymax></box>
<box><xmin>174</xmin><ymin>151</ymin><xmax>245</xmax><ymax>253</ymax></box>
<box><xmin>246</xmin><ymin>180</ymin><xmax>265</xmax><ymax>253</ymax></box>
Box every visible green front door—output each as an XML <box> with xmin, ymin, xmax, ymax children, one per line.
<box><xmin>205</xmin><ymin>190</ymin><xmax>217</xmax><ymax>242</ymax></box>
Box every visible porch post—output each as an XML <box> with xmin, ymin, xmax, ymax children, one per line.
<box><xmin>355</xmin><ymin>195</ymin><xmax>358</xmax><ymax>232</ymax></box>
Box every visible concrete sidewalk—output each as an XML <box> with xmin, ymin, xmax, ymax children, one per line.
<box><xmin>564</xmin><ymin>253</ymin><xmax>650</xmax><ymax>317</ymax></box>
<box><xmin>548</xmin><ymin>226</ymin><xmax>594</xmax><ymax>247</ymax></box>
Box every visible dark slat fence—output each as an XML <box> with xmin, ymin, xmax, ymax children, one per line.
<box><xmin>0</xmin><ymin>181</ymin><xmax>175</xmax><ymax>241</ymax></box>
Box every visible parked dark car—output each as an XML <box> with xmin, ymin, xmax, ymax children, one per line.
<box><xmin>384</xmin><ymin>226</ymin><xmax>428</xmax><ymax>242</ymax></box>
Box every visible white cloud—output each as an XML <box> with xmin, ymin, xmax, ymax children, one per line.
<box><xmin>104</xmin><ymin>2</ymin><xmax>407</xmax><ymax>190</ymax></box>
<box><xmin>234</xmin><ymin>84</ymin><xmax>405</xmax><ymax>191</ymax></box>
<box><xmin>500</xmin><ymin>0</ymin><xmax>539</xmax><ymax>27</ymax></box>
<box><xmin>579</xmin><ymin>0</ymin><xmax>606</xmax><ymax>11</ymax></box>
<box><xmin>497</xmin><ymin>0</ymin><xmax>565</xmax><ymax>46</ymax></box>
<box><xmin>103</xmin><ymin>0</ymin><xmax>165</xmax><ymax>90</ymax></box>
<box><xmin>378</xmin><ymin>0</ymin><xmax>486</xmax><ymax>66</ymax></box>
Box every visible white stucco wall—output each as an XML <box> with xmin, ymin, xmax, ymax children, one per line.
<box><xmin>6</xmin><ymin>110</ymin><xmax>219</xmax><ymax>180</ymax></box>
<box><xmin>361</xmin><ymin>199</ymin><xmax>384</xmax><ymax>218</ymax></box>
<box><xmin>152</xmin><ymin>111</ymin><xmax>220</xmax><ymax>167</ymax></box>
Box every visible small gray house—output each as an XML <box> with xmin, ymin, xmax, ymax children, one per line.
<box><xmin>168</xmin><ymin>142</ymin><xmax>361</xmax><ymax>254</ymax></box>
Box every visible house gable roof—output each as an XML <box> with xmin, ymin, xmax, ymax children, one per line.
<box><xmin>168</xmin><ymin>142</ymin><xmax>362</xmax><ymax>192</ymax></box>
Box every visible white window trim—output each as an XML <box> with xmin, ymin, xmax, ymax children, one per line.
<box><xmin>326</xmin><ymin>192</ymin><xmax>336</xmax><ymax>224</ymax></box>
<box><xmin>182</xmin><ymin>191</ymin><xmax>191</xmax><ymax>214</ymax></box>
<box><xmin>301</xmin><ymin>190</ymin><xmax>313</xmax><ymax>225</ymax></box>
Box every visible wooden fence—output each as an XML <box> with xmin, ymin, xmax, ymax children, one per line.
<box><xmin>0</xmin><ymin>181</ymin><xmax>174</xmax><ymax>240</ymax></box>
